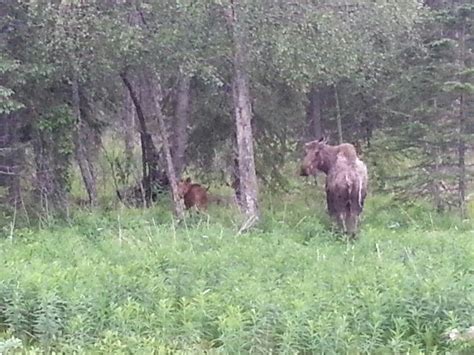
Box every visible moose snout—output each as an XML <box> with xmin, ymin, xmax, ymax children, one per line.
<box><xmin>299</xmin><ymin>166</ymin><xmax>309</xmax><ymax>177</ymax></box>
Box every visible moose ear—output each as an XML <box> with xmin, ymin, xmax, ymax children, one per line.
<box><xmin>305</xmin><ymin>138</ymin><xmax>324</xmax><ymax>150</ymax></box>
<box><xmin>318</xmin><ymin>136</ymin><xmax>328</xmax><ymax>144</ymax></box>
<box><xmin>305</xmin><ymin>140</ymin><xmax>318</xmax><ymax>148</ymax></box>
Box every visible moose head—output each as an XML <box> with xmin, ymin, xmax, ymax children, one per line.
<box><xmin>300</xmin><ymin>136</ymin><xmax>330</xmax><ymax>176</ymax></box>
<box><xmin>177</xmin><ymin>177</ymin><xmax>193</xmax><ymax>198</ymax></box>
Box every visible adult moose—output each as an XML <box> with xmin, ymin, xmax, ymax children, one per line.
<box><xmin>300</xmin><ymin>137</ymin><xmax>368</xmax><ymax>238</ymax></box>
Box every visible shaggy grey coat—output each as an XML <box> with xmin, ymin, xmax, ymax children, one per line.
<box><xmin>301</xmin><ymin>139</ymin><xmax>368</xmax><ymax>237</ymax></box>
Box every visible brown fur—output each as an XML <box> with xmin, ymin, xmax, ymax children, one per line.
<box><xmin>300</xmin><ymin>138</ymin><xmax>368</xmax><ymax>237</ymax></box>
<box><xmin>177</xmin><ymin>178</ymin><xmax>209</xmax><ymax>210</ymax></box>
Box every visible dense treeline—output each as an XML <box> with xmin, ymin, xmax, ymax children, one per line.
<box><xmin>0</xmin><ymin>0</ymin><xmax>472</xmax><ymax>221</ymax></box>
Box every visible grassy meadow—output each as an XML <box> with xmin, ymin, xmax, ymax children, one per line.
<box><xmin>0</xmin><ymin>183</ymin><xmax>473</xmax><ymax>354</ymax></box>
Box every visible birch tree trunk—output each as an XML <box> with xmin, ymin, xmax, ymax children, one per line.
<box><xmin>225</xmin><ymin>0</ymin><xmax>260</xmax><ymax>222</ymax></box>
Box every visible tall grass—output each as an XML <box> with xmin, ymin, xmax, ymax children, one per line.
<box><xmin>0</xmin><ymin>187</ymin><xmax>473</xmax><ymax>353</ymax></box>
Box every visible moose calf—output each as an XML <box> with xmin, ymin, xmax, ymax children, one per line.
<box><xmin>177</xmin><ymin>178</ymin><xmax>209</xmax><ymax>210</ymax></box>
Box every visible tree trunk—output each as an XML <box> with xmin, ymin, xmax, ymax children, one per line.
<box><xmin>457</xmin><ymin>95</ymin><xmax>466</xmax><ymax>217</ymax></box>
<box><xmin>457</xmin><ymin>23</ymin><xmax>467</xmax><ymax>218</ymax></box>
<box><xmin>231</xmin><ymin>147</ymin><xmax>242</xmax><ymax>206</ymax></box>
<box><xmin>225</xmin><ymin>0</ymin><xmax>260</xmax><ymax>222</ymax></box>
<box><xmin>151</xmin><ymin>79</ymin><xmax>185</xmax><ymax>219</ymax></box>
<box><xmin>334</xmin><ymin>84</ymin><xmax>343</xmax><ymax>144</ymax></box>
<box><xmin>306</xmin><ymin>85</ymin><xmax>323</xmax><ymax>140</ymax></box>
<box><xmin>121</xmin><ymin>71</ymin><xmax>162</xmax><ymax>207</ymax></box>
<box><xmin>71</xmin><ymin>77</ymin><xmax>97</xmax><ymax>206</ymax></box>
<box><xmin>362</xmin><ymin>118</ymin><xmax>373</xmax><ymax>148</ymax></box>
<box><xmin>172</xmin><ymin>75</ymin><xmax>191</xmax><ymax>179</ymax></box>
<box><xmin>122</xmin><ymin>87</ymin><xmax>135</xmax><ymax>172</ymax></box>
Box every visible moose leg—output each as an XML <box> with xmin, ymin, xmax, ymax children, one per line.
<box><xmin>345</xmin><ymin>212</ymin><xmax>358</xmax><ymax>240</ymax></box>
<box><xmin>326</xmin><ymin>192</ymin><xmax>339</xmax><ymax>231</ymax></box>
<box><xmin>326</xmin><ymin>192</ymin><xmax>336</xmax><ymax>216</ymax></box>
<box><xmin>327</xmin><ymin>189</ymin><xmax>347</xmax><ymax>234</ymax></box>
<box><xmin>339</xmin><ymin>213</ymin><xmax>347</xmax><ymax>233</ymax></box>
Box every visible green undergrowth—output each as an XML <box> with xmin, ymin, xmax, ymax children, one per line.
<box><xmin>0</xmin><ymin>190</ymin><xmax>473</xmax><ymax>353</ymax></box>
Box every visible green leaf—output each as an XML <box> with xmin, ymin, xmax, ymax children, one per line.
<box><xmin>443</xmin><ymin>81</ymin><xmax>474</xmax><ymax>94</ymax></box>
